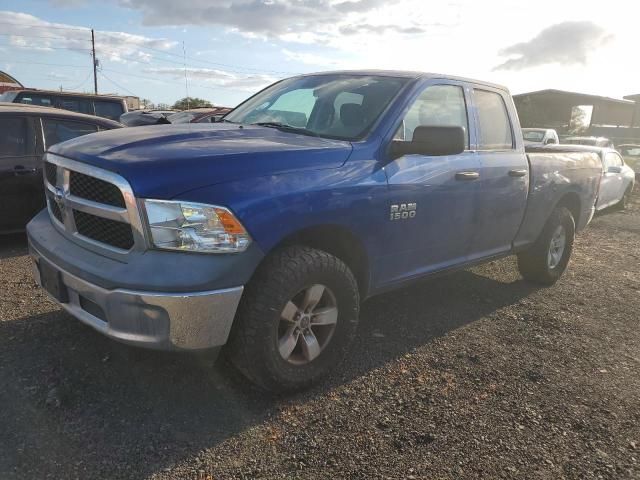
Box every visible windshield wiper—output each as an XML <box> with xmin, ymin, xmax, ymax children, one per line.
<box><xmin>253</xmin><ymin>122</ymin><xmax>319</xmax><ymax>137</ymax></box>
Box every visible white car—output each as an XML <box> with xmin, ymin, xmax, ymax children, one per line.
<box><xmin>595</xmin><ymin>148</ymin><xmax>635</xmax><ymax>211</ymax></box>
<box><xmin>522</xmin><ymin>128</ymin><xmax>559</xmax><ymax>146</ymax></box>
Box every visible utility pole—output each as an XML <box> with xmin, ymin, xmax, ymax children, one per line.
<box><xmin>91</xmin><ymin>29</ymin><xmax>98</xmax><ymax>94</ymax></box>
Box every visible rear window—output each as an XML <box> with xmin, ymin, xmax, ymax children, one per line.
<box><xmin>523</xmin><ymin>130</ymin><xmax>545</xmax><ymax>142</ymax></box>
<box><xmin>95</xmin><ymin>100</ymin><xmax>124</xmax><ymax>120</ymax></box>
<box><xmin>0</xmin><ymin>117</ymin><xmax>29</xmax><ymax>156</ymax></box>
<box><xmin>474</xmin><ymin>89</ymin><xmax>514</xmax><ymax>150</ymax></box>
<box><xmin>42</xmin><ymin>118</ymin><xmax>98</xmax><ymax>148</ymax></box>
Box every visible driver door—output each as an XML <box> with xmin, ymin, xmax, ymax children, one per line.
<box><xmin>379</xmin><ymin>81</ymin><xmax>481</xmax><ymax>285</ymax></box>
<box><xmin>0</xmin><ymin>114</ymin><xmax>41</xmax><ymax>232</ymax></box>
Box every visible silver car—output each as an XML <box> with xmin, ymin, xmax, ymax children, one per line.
<box><xmin>522</xmin><ymin>128</ymin><xmax>559</xmax><ymax>146</ymax></box>
<box><xmin>595</xmin><ymin>148</ymin><xmax>635</xmax><ymax>210</ymax></box>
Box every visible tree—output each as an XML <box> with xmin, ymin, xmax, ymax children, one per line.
<box><xmin>172</xmin><ymin>97</ymin><xmax>213</xmax><ymax>110</ymax></box>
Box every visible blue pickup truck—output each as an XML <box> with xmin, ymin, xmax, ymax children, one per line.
<box><xmin>27</xmin><ymin>71</ymin><xmax>601</xmax><ymax>391</ymax></box>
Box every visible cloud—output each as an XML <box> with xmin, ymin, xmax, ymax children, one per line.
<box><xmin>49</xmin><ymin>0</ymin><xmax>88</xmax><ymax>6</ymax></box>
<box><xmin>0</xmin><ymin>10</ymin><xmax>177</xmax><ymax>63</ymax></box>
<box><xmin>494</xmin><ymin>21</ymin><xmax>614</xmax><ymax>71</ymax></box>
<box><xmin>115</xmin><ymin>0</ymin><xmax>439</xmax><ymax>43</ymax></box>
<box><xmin>142</xmin><ymin>67</ymin><xmax>277</xmax><ymax>91</ymax></box>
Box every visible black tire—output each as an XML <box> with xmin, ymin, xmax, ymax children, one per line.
<box><xmin>226</xmin><ymin>246</ymin><xmax>360</xmax><ymax>392</ymax></box>
<box><xmin>517</xmin><ymin>206</ymin><xmax>575</xmax><ymax>286</ymax></box>
<box><xmin>616</xmin><ymin>186</ymin><xmax>632</xmax><ymax>210</ymax></box>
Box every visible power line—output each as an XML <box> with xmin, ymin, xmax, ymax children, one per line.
<box><xmin>4</xmin><ymin>59</ymin><xmax>88</xmax><ymax>68</ymax></box>
<box><xmin>137</xmin><ymin>44</ymin><xmax>300</xmax><ymax>76</ymax></box>
<box><xmin>63</xmin><ymin>71</ymin><xmax>93</xmax><ymax>91</ymax></box>
<box><xmin>0</xmin><ymin>21</ymin><xmax>88</xmax><ymax>32</ymax></box>
<box><xmin>0</xmin><ymin>42</ymin><xmax>92</xmax><ymax>52</ymax></box>
<box><xmin>99</xmin><ymin>71</ymin><xmax>138</xmax><ymax>97</ymax></box>
<box><xmin>101</xmin><ymin>67</ymin><xmax>257</xmax><ymax>96</ymax></box>
<box><xmin>0</xmin><ymin>32</ymin><xmax>89</xmax><ymax>41</ymax></box>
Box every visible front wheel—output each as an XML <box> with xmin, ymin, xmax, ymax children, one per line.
<box><xmin>517</xmin><ymin>206</ymin><xmax>575</xmax><ymax>285</ymax></box>
<box><xmin>226</xmin><ymin>246</ymin><xmax>360</xmax><ymax>392</ymax></box>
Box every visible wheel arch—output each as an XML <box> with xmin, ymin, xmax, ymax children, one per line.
<box><xmin>554</xmin><ymin>191</ymin><xmax>581</xmax><ymax>226</ymax></box>
<box><xmin>270</xmin><ymin>224</ymin><xmax>370</xmax><ymax>299</ymax></box>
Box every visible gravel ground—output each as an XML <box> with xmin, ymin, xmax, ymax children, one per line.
<box><xmin>1</xmin><ymin>194</ymin><xmax>639</xmax><ymax>480</ymax></box>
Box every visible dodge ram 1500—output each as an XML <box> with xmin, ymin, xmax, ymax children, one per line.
<box><xmin>27</xmin><ymin>71</ymin><xmax>602</xmax><ymax>391</ymax></box>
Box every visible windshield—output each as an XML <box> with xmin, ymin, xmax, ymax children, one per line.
<box><xmin>0</xmin><ymin>91</ymin><xmax>18</xmax><ymax>102</ymax></box>
<box><xmin>224</xmin><ymin>74</ymin><xmax>409</xmax><ymax>140</ymax></box>
<box><xmin>522</xmin><ymin>130</ymin><xmax>545</xmax><ymax>142</ymax></box>
<box><xmin>168</xmin><ymin>111</ymin><xmax>199</xmax><ymax>123</ymax></box>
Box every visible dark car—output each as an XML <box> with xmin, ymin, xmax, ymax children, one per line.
<box><xmin>0</xmin><ymin>103</ymin><xmax>122</xmax><ymax>233</ymax></box>
<box><xmin>167</xmin><ymin>107</ymin><xmax>232</xmax><ymax>124</ymax></box>
<box><xmin>0</xmin><ymin>89</ymin><xmax>128</xmax><ymax>121</ymax></box>
<box><xmin>119</xmin><ymin>109</ymin><xmax>176</xmax><ymax>126</ymax></box>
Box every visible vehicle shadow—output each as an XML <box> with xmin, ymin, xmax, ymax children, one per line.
<box><xmin>0</xmin><ymin>233</ymin><xmax>28</xmax><ymax>260</ymax></box>
<box><xmin>0</xmin><ymin>263</ymin><xmax>539</xmax><ymax>478</ymax></box>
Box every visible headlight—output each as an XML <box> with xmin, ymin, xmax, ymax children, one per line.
<box><xmin>142</xmin><ymin>199</ymin><xmax>251</xmax><ymax>253</ymax></box>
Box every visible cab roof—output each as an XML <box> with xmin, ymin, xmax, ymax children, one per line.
<box><xmin>298</xmin><ymin>70</ymin><xmax>509</xmax><ymax>92</ymax></box>
<box><xmin>0</xmin><ymin>102</ymin><xmax>123</xmax><ymax>127</ymax></box>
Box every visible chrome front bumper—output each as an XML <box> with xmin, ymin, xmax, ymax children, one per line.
<box><xmin>30</xmin><ymin>246</ymin><xmax>244</xmax><ymax>351</ymax></box>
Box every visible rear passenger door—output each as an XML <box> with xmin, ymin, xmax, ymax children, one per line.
<box><xmin>0</xmin><ymin>115</ymin><xmax>42</xmax><ymax>231</ymax></box>
<box><xmin>470</xmin><ymin>87</ymin><xmax>529</xmax><ymax>259</ymax></box>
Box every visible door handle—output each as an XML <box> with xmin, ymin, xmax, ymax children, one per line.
<box><xmin>455</xmin><ymin>171</ymin><xmax>480</xmax><ymax>181</ymax></box>
<box><xmin>508</xmin><ymin>169</ymin><xmax>527</xmax><ymax>177</ymax></box>
<box><xmin>13</xmin><ymin>166</ymin><xmax>37</xmax><ymax>175</ymax></box>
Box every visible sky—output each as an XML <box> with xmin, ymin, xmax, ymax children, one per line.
<box><xmin>0</xmin><ymin>0</ymin><xmax>637</xmax><ymax>108</ymax></box>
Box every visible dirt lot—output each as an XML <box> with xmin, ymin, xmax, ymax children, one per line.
<box><xmin>1</xmin><ymin>194</ymin><xmax>639</xmax><ymax>480</ymax></box>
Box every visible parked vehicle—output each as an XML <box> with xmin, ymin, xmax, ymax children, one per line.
<box><xmin>0</xmin><ymin>103</ymin><xmax>121</xmax><ymax>233</ymax></box>
<box><xmin>619</xmin><ymin>144</ymin><xmax>640</xmax><ymax>179</ymax></box>
<box><xmin>522</xmin><ymin>128</ymin><xmax>559</xmax><ymax>146</ymax></box>
<box><xmin>0</xmin><ymin>89</ymin><xmax>128</xmax><ymax>121</ymax></box>
<box><xmin>563</xmin><ymin>136</ymin><xmax>614</xmax><ymax>148</ymax></box>
<box><xmin>27</xmin><ymin>71</ymin><xmax>602</xmax><ymax>392</ymax></box>
<box><xmin>596</xmin><ymin>148</ymin><xmax>635</xmax><ymax>210</ymax></box>
<box><xmin>540</xmin><ymin>144</ymin><xmax>634</xmax><ymax>211</ymax></box>
<box><xmin>119</xmin><ymin>110</ymin><xmax>175</xmax><ymax>127</ymax></box>
<box><xmin>167</xmin><ymin>107</ymin><xmax>232</xmax><ymax>124</ymax></box>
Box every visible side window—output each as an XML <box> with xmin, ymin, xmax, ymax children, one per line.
<box><xmin>94</xmin><ymin>101</ymin><xmax>124</xmax><ymax>120</ymax></box>
<box><xmin>474</xmin><ymin>89</ymin><xmax>513</xmax><ymax>150</ymax></box>
<box><xmin>395</xmin><ymin>84</ymin><xmax>469</xmax><ymax>148</ymax></box>
<box><xmin>17</xmin><ymin>93</ymin><xmax>54</xmax><ymax>107</ymax></box>
<box><xmin>42</xmin><ymin>119</ymin><xmax>98</xmax><ymax>149</ymax></box>
<box><xmin>56</xmin><ymin>97</ymin><xmax>93</xmax><ymax>115</ymax></box>
<box><xmin>0</xmin><ymin>117</ymin><xmax>30</xmax><ymax>157</ymax></box>
<box><xmin>605</xmin><ymin>152</ymin><xmax>623</xmax><ymax>167</ymax></box>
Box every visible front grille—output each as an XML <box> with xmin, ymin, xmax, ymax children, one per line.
<box><xmin>70</xmin><ymin>171</ymin><xmax>126</xmax><ymax>208</ymax></box>
<box><xmin>44</xmin><ymin>161</ymin><xmax>57</xmax><ymax>185</ymax></box>
<box><xmin>74</xmin><ymin>211</ymin><xmax>134</xmax><ymax>250</ymax></box>
<box><xmin>49</xmin><ymin>199</ymin><xmax>63</xmax><ymax>223</ymax></box>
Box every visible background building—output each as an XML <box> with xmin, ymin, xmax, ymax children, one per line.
<box><xmin>0</xmin><ymin>71</ymin><xmax>23</xmax><ymax>94</ymax></box>
<box><xmin>514</xmin><ymin>89</ymin><xmax>640</xmax><ymax>145</ymax></box>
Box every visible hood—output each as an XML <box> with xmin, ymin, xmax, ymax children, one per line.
<box><xmin>50</xmin><ymin>124</ymin><xmax>353</xmax><ymax>198</ymax></box>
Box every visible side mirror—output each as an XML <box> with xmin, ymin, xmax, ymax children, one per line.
<box><xmin>545</xmin><ymin>138</ymin><xmax>557</xmax><ymax>145</ymax></box>
<box><xmin>389</xmin><ymin>126</ymin><xmax>465</xmax><ymax>159</ymax></box>
<box><xmin>607</xmin><ymin>165</ymin><xmax>622</xmax><ymax>174</ymax></box>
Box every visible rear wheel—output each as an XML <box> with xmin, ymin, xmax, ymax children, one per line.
<box><xmin>616</xmin><ymin>186</ymin><xmax>632</xmax><ymax>210</ymax></box>
<box><xmin>517</xmin><ymin>206</ymin><xmax>575</xmax><ymax>285</ymax></box>
<box><xmin>227</xmin><ymin>246</ymin><xmax>359</xmax><ymax>392</ymax></box>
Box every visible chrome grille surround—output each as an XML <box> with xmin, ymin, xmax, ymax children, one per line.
<box><xmin>43</xmin><ymin>153</ymin><xmax>146</xmax><ymax>260</ymax></box>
